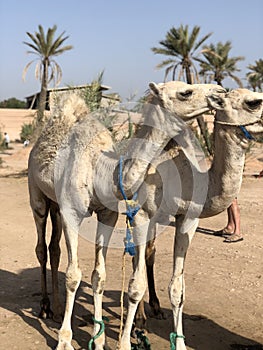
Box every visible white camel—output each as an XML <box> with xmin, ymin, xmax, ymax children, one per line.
<box><xmin>118</xmin><ymin>88</ymin><xmax>263</xmax><ymax>350</ymax></box>
<box><xmin>28</xmin><ymin>80</ymin><xmax>224</xmax><ymax>349</ymax></box>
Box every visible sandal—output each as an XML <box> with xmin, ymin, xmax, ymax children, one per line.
<box><xmin>213</xmin><ymin>228</ymin><xmax>233</xmax><ymax>237</ymax></box>
<box><xmin>223</xmin><ymin>234</ymin><xmax>244</xmax><ymax>243</ymax></box>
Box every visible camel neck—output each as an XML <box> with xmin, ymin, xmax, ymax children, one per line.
<box><xmin>121</xmin><ymin>125</ymin><xmax>169</xmax><ymax>197</ymax></box>
<box><xmin>121</xmin><ymin>103</ymin><xmax>179</xmax><ymax>196</ymax></box>
<box><xmin>202</xmin><ymin>122</ymin><xmax>247</xmax><ymax>217</ymax></box>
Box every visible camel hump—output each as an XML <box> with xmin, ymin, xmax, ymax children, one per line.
<box><xmin>33</xmin><ymin>93</ymin><xmax>90</xmax><ymax>166</ymax></box>
<box><xmin>50</xmin><ymin>92</ymin><xmax>89</xmax><ymax>124</ymax></box>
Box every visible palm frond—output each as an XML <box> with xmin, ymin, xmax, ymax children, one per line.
<box><xmin>164</xmin><ymin>64</ymin><xmax>175</xmax><ymax>81</ymax></box>
<box><xmin>52</xmin><ymin>45</ymin><xmax>73</xmax><ymax>56</ymax></box>
<box><xmin>228</xmin><ymin>73</ymin><xmax>243</xmax><ymax>88</ymax></box>
<box><xmin>23</xmin><ymin>41</ymin><xmax>41</xmax><ymax>55</ymax></box>
<box><xmin>22</xmin><ymin>59</ymin><xmax>38</xmax><ymax>81</ymax></box>
<box><xmin>25</xmin><ymin>32</ymin><xmax>40</xmax><ymax>48</ymax></box>
<box><xmin>35</xmin><ymin>61</ymin><xmax>42</xmax><ymax>81</ymax></box>
<box><xmin>155</xmin><ymin>58</ymin><xmax>177</xmax><ymax>70</ymax></box>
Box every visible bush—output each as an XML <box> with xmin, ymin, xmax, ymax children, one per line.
<box><xmin>0</xmin><ymin>97</ymin><xmax>26</xmax><ymax>109</ymax></box>
<box><xmin>0</xmin><ymin>129</ymin><xmax>5</xmax><ymax>150</ymax></box>
<box><xmin>20</xmin><ymin>122</ymin><xmax>34</xmax><ymax>142</ymax></box>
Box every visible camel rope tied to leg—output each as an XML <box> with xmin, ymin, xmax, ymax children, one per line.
<box><xmin>169</xmin><ymin>332</ymin><xmax>185</xmax><ymax>350</ymax></box>
<box><xmin>118</xmin><ymin>156</ymin><xmax>151</xmax><ymax>349</ymax></box>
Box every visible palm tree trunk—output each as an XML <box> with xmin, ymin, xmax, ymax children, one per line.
<box><xmin>197</xmin><ymin>116</ymin><xmax>213</xmax><ymax>156</ymax></box>
<box><xmin>185</xmin><ymin>65</ymin><xmax>193</xmax><ymax>84</ymax></box>
<box><xmin>185</xmin><ymin>65</ymin><xmax>212</xmax><ymax>156</ymax></box>
<box><xmin>37</xmin><ymin>59</ymin><xmax>48</xmax><ymax>126</ymax></box>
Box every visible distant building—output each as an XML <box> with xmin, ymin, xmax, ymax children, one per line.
<box><xmin>25</xmin><ymin>84</ymin><xmax>120</xmax><ymax>110</ymax></box>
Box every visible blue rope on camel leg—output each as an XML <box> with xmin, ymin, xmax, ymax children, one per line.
<box><xmin>118</xmin><ymin>156</ymin><xmax>140</xmax><ymax>256</ymax></box>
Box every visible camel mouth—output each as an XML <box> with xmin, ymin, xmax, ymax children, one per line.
<box><xmin>245</xmin><ymin>120</ymin><xmax>263</xmax><ymax>136</ymax></box>
<box><xmin>185</xmin><ymin>107</ymin><xmax>210</xmax><ymax>118</ymax></box>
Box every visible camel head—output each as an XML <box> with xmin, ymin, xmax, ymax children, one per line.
<box><xmin>208</xmin><ymin>89</ymin><xmax>263</xmax><ymax>138</ymax></box>
<box><xmin>148</xmin><ymin>81</ymin><xmax>226</xmax><ymax>119</ymax></box>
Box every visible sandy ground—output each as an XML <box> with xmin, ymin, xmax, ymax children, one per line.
<box><xmin>0</xmin><ymin>108</ymin><xmax>35</xmax><ymax>141</ymax></box>
<box><xmin>0</xmin><ymin>110</ymin><xmax>263</xmax><ymax>350</ymax></box>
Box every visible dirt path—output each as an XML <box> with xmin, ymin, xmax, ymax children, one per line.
<box><xmin>0</xmin><ymin>142</ymin><xmax>263</xmax><ymax>350</ymax></box>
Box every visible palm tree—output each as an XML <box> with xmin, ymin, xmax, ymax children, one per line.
<box><xmin>152</xmin><ymin>24</ymin><xmax>214</xmax><ymax>154</ymax></box>
<box><xmin>151</xmin><ymin>24</ymin><xmax>212</xmax><ymax>83</ymax></box>
<box><xmin>23</xmin><ymin>25</ymin><xmax>73</xmax><ymax>125</ymax></box>
<box><xmin>246</xmin><ymin>59</ymin><xmax>263</xmax><ymax>92</ymax></box>
<box><xmin>198</xmin><ymin>41</ymin><xmax>244</xmax><ymax>87</ymax></box>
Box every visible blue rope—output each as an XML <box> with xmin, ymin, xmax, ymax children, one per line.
<box><xmin>119</xmin><ymin>156</ymin><xmax>140</xmax><ymax>256</ymax></box>
<box><xmin>239</xmin><ymin>125</ymin><xmax>254</xmax><ymax>140</ymax></box>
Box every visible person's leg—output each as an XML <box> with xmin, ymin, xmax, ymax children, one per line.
<box><xmin>224</xmin><ymin>198</ymin><xmax>243</xmax><ymax>243</ymax></box>
<box><xmin>225</xmin><ymin>204</ymin><xmax>235</xmax><ymax>234</ymax></box>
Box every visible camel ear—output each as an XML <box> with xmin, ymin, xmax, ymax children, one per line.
<box><xmin>149</xmin><ymin>82</ymin><xmax>162</xmax><ymax>98</ymax></box>
<box><xmin>207</xmin><ymin>94</ymin><xmax>226</xmax><ymax>110</ymax></box>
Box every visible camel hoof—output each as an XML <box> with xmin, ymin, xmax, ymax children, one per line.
<box><xmin>39</xmin><ymin>307</ymin><xmax>53</xmax><ymax>320</ymax></box>
<box><xmin>55</xmin><ymin>341</ymin><xmax>74</xmax><ymax>350</ymax></box>
<box><xmin>39</xmin><ymin>297</ymin><xmax>53</xmax><ymax>319</ymax></box>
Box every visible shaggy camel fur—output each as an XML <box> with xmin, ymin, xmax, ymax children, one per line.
<box><xmin>119</xmin><ymin>89</ymin><xmax>263</xmax><ymax>350</ymax></box>
<box><xmin>28</xmin><ymin>81</ymin><xmax>225</xmax><ymax>349</ymax></box>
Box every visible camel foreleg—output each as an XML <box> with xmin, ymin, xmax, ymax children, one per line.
<box><xmin>118</xmin><ymin>210</ymin><xmax>148</xmax><ymax>350</ymax></box>
<box><xmin>91</xmin><ymin>208</ymin><xmax>118</xmax><ymax>350</ymax></box>
<box><xmin>168</xmin><ymin>216</ymin><xmax>198</xmax><ymax>350</ymax></box>
<box><xmin>56</xmin><ymin>212</ymin><xmax>82</xmax><ymax>350</ymax></box>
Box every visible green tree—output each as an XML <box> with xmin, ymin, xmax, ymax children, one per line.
<box><xmin>0</xmin><ymin>98</ymin><xmax>26</xmax><ymax>108</ymax></box>
<box><xmin>23</xmin><ymin>25</ymin><xmax>73</xmax><ymax>126</ymax></box>
<box><xmin>246</xmin><ymin>58</ymin><xmax>263</xmax><ymax>92</ymax></box>
<box><xmin>198</xmin><ymin>41</ymin><xmax>244</xmax><ymax>87</ymax></box>
<box><xmin>82</xmin><ymin>71</ymin><xmax>104</xmax><ymax>112</ymax></box>
<box><xmin>151</xmin><ymin>24</ymin><xmax>212</xmax><ymax>83</ymax></box>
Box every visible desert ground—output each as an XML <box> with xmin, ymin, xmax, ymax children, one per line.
<box><xmin>0</xmin><ymin>109</ymin><xmax>263</xmax><ymax>350</ymax></box>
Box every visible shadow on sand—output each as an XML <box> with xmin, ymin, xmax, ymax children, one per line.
<box><xmin>0</xmin><ymin>169</ymin><xmax>28</xmax><ymax>179</ymax></box>
<box><xmin>1</xmin><ymin>267</ymin><xmax>262</xmax><ymax>349</ymax></box>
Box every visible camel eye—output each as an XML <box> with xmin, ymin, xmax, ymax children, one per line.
<box><xmin>245</xmin><ymin>99</ymin><xmax>262</xmax><ymax>110</ymax></box>
<box><xmin>177</xmin><ymin>89</ymin><xmax>193</xmax><ymax>100</ymax></box>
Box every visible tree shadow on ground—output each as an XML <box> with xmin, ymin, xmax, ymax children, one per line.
<box><xmin>0</xmin><ymin>169</ymin><xmax>28</xmax><ymax>178</ymax></box>
<box><xmin>1</xmin><ymin>268</ymin><xmax>262</xmax><ymax>349</ymax></box>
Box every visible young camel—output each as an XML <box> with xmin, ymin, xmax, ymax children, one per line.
<box><xmin>119</xmin><ymin>88</ymin><xmax>263</xmax><ymax>350</ymax></box>
<box><xmin>28</xmin><ymin>80</ymin><xmax>224</xmax><ymax>349</ymax></box>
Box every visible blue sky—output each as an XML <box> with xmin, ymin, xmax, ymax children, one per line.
<box><xmin>0</xmin><ymin>0</ymin><xmax>262</xmax><ymax>101</ymax></box>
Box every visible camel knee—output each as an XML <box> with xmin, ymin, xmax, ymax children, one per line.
<box><xmin>66</xmin><ymin>265</ymin><xmax>81</xmax><ymax>293</ymax></box>
<box><xmin>169</xmin><ymin>274</ymin><xmax>184</xmax><ymax>308</ymax></box>
<box><xmin>35</xmin><ymin>243</ymin><xmax>47</xmax><ymax>265</ymax></box>
<box><xmin>91</xmin><ymin>269</ymin><xmax>105</xmax><ymax>294</ymax></box>
<box><xmin>128</xmin><ymin>277</ymin><xmax>147</xmax><ymax>304</ymax></box>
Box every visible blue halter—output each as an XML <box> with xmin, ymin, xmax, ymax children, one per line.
<box><xmin>239</xmin><ymin>125</ymin><xmax>254</xmax><ymax>140</ymax></box>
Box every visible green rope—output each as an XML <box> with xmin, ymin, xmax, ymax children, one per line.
<box><xmin>88</xmin><ymin>316</ymin><xmax>109</xmax><ymax>350</ymax></box>
<box><xmin>131</xmin><ymin>330</ymin><xmax>151</xmax><ymax>350</ymax></box>
<box><xmin>170</xmin><ymin>332</ymin><xmax>185</xmax><ymax>350</ymax></box>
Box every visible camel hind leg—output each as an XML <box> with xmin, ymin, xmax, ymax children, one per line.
<box><xmin>135</xmin><ymin>224</ymin><xmax>163</xmax><ymax>329</ymax></box>
<box><xmin>49</xmin><ymin>200</ymin><xmax>63</xmax><ymax>322</ymax></box>
<box><xmin>30</xmin><ymin>188</ymin><xmax>52</xmax><ymax>319</ymax></box>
